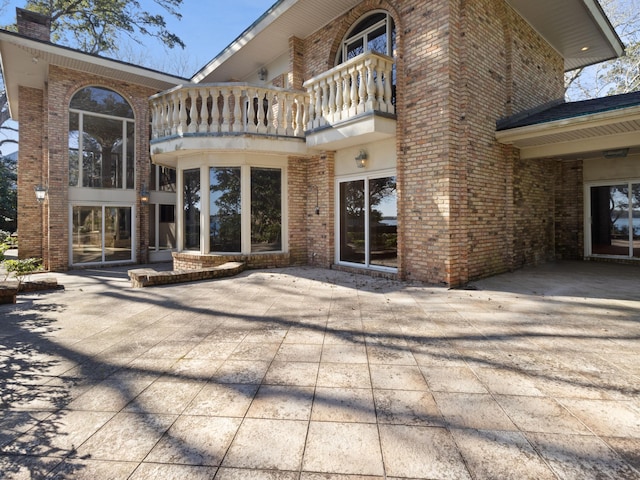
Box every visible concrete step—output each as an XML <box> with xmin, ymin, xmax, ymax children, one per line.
<box><xmin>128</xmin><ymin>261</ymin><xmax>246</xmax><ymax>288</ymax></box>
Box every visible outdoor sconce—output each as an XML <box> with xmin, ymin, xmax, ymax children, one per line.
<box><xmin>140</xmin><ymin>184</ymin><xmax>150</xmax><ymax>205</ymax></box>
<box><xmin>258</xmin><ymin>67</ymin><xmax>268</xmax><ymax>81</ymax></box>
<box><xmin>34</xmin><ymin>184</ymin><xmax>47</xmax><ymax>203</ymax></box>
<box><xmin>355</xmin><ymin>150</ymin><xmax>368</xmax><ymax>168</ymax></box>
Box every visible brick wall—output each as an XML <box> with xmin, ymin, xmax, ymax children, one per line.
<box><xmin>306</xmin><ymin>152</ymin><xmax>335</xmax><ymax>268</ymax></box>
<box><xmin>295</xmin><ymin>0</ymin><xmax>566</xmax><ymax>286</ymax></box>
<box><xmin>17</xmin><ymin>87</ymin><xmax>45</xmax><ymax>261</ymax></box>
<box><xmin>19</xmin><ymin>65</ymin><xmax>157</xmax><ymax>271</ymax></box>
<box><xmin>555</xmin><ymin>160</ymin><xmax>584</xmax><ymax>260</ymax></box>
<box><xmin>288</xmin><ymin>155</ymin><xmax>308</xmax><ymax>264</ymax></box>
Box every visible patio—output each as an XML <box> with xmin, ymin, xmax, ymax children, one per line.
<box><xmin>0</xmin><ymin>261</ymin><xmax>639</xmax><ymax>479</ymax></box>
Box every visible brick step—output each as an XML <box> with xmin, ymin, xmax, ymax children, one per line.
<box><xmin>128</xmin><ymin>262</ymin><xmax>246</xmax><ymax>288</ymax></box>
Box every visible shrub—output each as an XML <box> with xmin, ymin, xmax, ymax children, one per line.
<box><xmin>3</xmin><ymin>258</ymin><xmax>42</xmax><ymax>288</ymax></box>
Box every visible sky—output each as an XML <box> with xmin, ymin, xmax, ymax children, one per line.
<box><xmin>0</xmin><ymin>0</ymin><xmax>277</xmax><ymax>76</ymax></box>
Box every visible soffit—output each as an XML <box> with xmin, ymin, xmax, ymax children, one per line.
<box><xmin>0</xmin><ymin>31</ymin><xmax>186</xmax><ymax>118</ymax></box>
<box><xmin>191</xmin><ymin>0</ymin><xmax>362</xmax><ymax>83</ymax></box>
<box><xmin>505</xmin><ymin>0</ymin><xmax>624</xmax><ymax>71</ymax></box>
<box><xmin>496</xmin><ymin>107</ymin><xmax>640</xmax><ymax>159</ymax></box>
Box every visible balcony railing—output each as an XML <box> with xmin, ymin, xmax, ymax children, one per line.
<box><xmin>304</xmin><ymin>52</ymin><xmax>395</xmax><ymax>131</ymax></box>
<box><xmin>150</xmin><ymin>84</ymin><xmax>308</xmax><ymax>140</ymax></box>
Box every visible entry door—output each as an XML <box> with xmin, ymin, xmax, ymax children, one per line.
<box><xmin>338</xmin><ymin>176</ymin><xmax>397</xmax><ymax>269</ymax></box>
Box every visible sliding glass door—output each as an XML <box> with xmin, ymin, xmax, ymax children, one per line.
<box><xmin>338</xmin><ymin>175</ymin><xmax>397</xmax><ymax>270</ymax></box>
<box><xmin>589</xmin><ymin>182</ymin><xmax>640</xmax><ymax>258</ymax></box>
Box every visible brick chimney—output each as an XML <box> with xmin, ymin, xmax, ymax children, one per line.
<box><xmin>16</xmin><ymin>8</ymin><xmax>51</xmax><ymax>42</ymax></box>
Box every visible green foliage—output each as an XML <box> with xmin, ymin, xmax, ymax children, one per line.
<box><xmin>0</xmin><ymin>155</ymin><xmax>17</xmax><ymax>233</ymax></box>
<box><xmin>2</xmin><ymin>257</ymin><xmax>42</xmax><ymax>288</ymax></box>
<box><xmin>15</xmin><ymin>0</ymin><xmax>185</xmax><ymax>55</ymax></box>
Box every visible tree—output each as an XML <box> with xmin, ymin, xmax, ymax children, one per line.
<box><xmin>0</xmin><ymin>0</ymin><xmax>187</xmax><ymax>232</ymax></box>
<box><xmin>566</xmin><ymin>0</ymin><xmax>640</xmax><ymax>100</ymax></box>
<box><xmin>10</xmin><ymin>0</ymin><xmax>185</xmax><ymax>55</ymax></box>
<box><xmin>0</xmin><ymin>152</ymin><xmax>17</xmax><ymax>232</ymax></box>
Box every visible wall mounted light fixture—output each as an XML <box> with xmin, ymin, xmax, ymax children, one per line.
<box><xmin>140</xmin><ymin>184</ymin><xmax>150</xmax><ymax>205</ymax></box>
<box><xmin>34</xmin><ymin>184</ymin><xmax>47</xmax><ymax>203</ymax></box>
<box><xmin>355</xmin><ymin>150</ymin><xmax>368</xmax><ymax>168</ymax></box>
<box><xmin>258</xmin><ymin>67</ymin><xmax>268</xmax><ymax>81</ymax></box>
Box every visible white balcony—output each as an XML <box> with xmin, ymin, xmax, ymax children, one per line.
<box><xmin>149</xmin><ymin>53</ymin><xmax>397</xmax><ymax>164</ymax></box>
<box><xmin>304</xmin><ymin>52</ymin><xmax>396</xmax><ymax>150</ymax></box>
<box><xmin>150</xmin><ymin>84</ymin><xmax>309</xmax><ymax>166</ymax></box>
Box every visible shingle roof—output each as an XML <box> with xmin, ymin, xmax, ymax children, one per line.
<box><xmin>496</xmin><ymin>90</ymin><xmax>640</xmax><ymax>131</ymax></box>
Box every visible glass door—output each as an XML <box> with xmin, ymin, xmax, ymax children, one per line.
<box><xmin>589</xmin><ymin>182</ymin><xmax>640</xmax><ymax>258</ymax></box>
<box><xmin>338</xmin><ymin>175</ymin><xmax>397</xmax><ymax>269</ymax></box>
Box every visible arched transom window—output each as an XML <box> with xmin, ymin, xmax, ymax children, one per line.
<box><xmin>337</xmin><ymin>11</ymin><xmax>396</xmax><ymax>65</ymax></box>
<box><xmin>69</xmin><ymin>87</ymin><xmax>135</xmax><ymax>189</ymax></box>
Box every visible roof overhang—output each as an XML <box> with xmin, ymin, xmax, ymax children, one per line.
<box><xmin>0</xmin><ymin>30</ymin><xmax>186</xmax><ymax>118</ymax></box>
<box><xmin>191</xmin><ymin>0</ymin><xmax>362</xmax><ymax>83</ymax></box>
<box><xmin>496</xmin><ymin>106</ymin><xmax>640</xmax><ymax>159</ymax></box>
<box><xmin>505</xmin><ymin>0</ymin><xmax>625</xmax><ymax>71</ymax></box>
<box><xmin>194</xmin><ymin>0</ymin><xmax>625</xmax><ymax>84</ymax></box>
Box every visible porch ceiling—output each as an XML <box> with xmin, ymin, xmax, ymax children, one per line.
<box><xmin>495</xmin><ymin>106</ymin><xmax>640</xmax><ymax>159</ymax></box>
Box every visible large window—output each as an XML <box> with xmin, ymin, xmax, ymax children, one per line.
<box><xmin>184</xmin><ymin>169</ymin><xmax>201</xmax><ymax>250</ymax></box>
<box><xmin>69</xmin><ymin>87</ymin><xmax>135</xmax><ymax>189</ymax></box>
<box><xmin>182</xmin><ymin>166</ymin><xmax>283</xmax><ymax>254</ymax></box>
<box><xmin>337</xmin><ymin>12</ymin><xmax>396</xmax><ymax>64</ymax></box>
<box><xmin>589</xmin><ymin>182</ymin><xmax>640</xmax><ymax>258</ymax></box>
<box><xmin>251</xmin><ymin>168</ymin><xmax>282</xmax><ymax>252</ymax></box>
<box><xmin>210</xmin><ymin>167</ymin><xmax>241</xmax><ymax>252</ymax></box>
<box><xmin>72</xmin><ymin>206</ymin><xmax>132</xmax><ymax>264</ymax></box>
<box><xmin>339</xmin><ymin>175</ymin><xmax>397</xmax><ymax>269</ymax></box>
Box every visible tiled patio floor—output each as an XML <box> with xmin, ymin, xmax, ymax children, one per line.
<box><xmin>0</xmin><ymin>262</ymin><xmax>639</xmax><ymax>479</ymax></box>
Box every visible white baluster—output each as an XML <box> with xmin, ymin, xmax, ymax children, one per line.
<box><xmin>171</xmin><ymin>92</ymin><xmax>180</xmax><ymax>135</ymax></box>
<box><xmin>232</xmin><ymin>87</ymin><xmax>242</xmax><ymax>132</ymax></box>
<box><xmin>375</xmin><ymin>60</ymin><xmax>385</xmax><ymax>111</ymax></box>
<box><xmin>384</xmin><ymin>61</ymin><xmax>394</xmax><ymax>114</ymax></box>
<box><xmin>295</xmin><ymin>94</ymin><xmax>304</xmax><ymax>137</ymax></box>
<box><xmin>342</xmin><ymin>70</ymin><xmax>350</xmax><ymax>116</ymax></box>
<box><xmin>328</xmin><ymin>77</ymin><xmax>336</xmax><ymax>123</ymax></box>
<box><xmin>315</xmin><ymin>83</ymin><xmax>323</xmax><ymax>128</ymax></box>
<box><xmin>266</xmin><ymin>91</ymin><xmax>274</xmax><ymax>134</ymax></box>
<box><xmin>334</xmin><ymin>73</ymin><xmax>343</xmax><ymax>122</ymax></box>
<box><xmin>350</xmin><ymin>66</ymin><xmax>358</xmax><ymax>117</ymax></box>
<box><xmin>220</xmin><ymin>87</ymin><xmax>230</xmax><ymax>133</ymax></box>
<box><xmin>178</xmin><ymin>90</ymin><xmax>188</xmax><ymax>135</ymax></box>
<box><xmin>198</xmin><ymin>88</ymin><xmax>209</xmax><ymax>132</ymax></box>
<box><xmin>188</xmin><ymin>88</ymin><xmax>197</xmax><ymax>133</ymax></box>
<box><xmin>307</xmin><ymin>88</ymin><xmax>315</xmax><ymax>130</ymax></box>
<box><xmin>365</xmin><ymin>62</ymin><xmax>375</xmax><ymax>111</ymax></box>
<box><xmin>357</xmin><ymin>64</ymin><xmax>366</xmax><ymax>114</ymax></box>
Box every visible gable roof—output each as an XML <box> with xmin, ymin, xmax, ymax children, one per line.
<box><xmin>0</xmin><ymin>29</ymin><xmax>187</xmax><ymax>118</ymax></box>
<box><xmin>193</xmin><ymin>0</ymin><xmax>624</xmax><ymax>83</ymax></box>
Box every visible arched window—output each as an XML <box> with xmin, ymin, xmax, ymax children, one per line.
<box><xmin>336</xmin><ymin>11</ymin><xmax>396</xmax><ymax>65</ymax></box>
<box><xmin>69</xmin><ymin>87</ymin><xmax>135</xmax><ymax>189</ymax></box>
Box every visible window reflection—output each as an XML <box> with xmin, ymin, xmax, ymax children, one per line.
<box><xmin>184</xmin><ymin>169</ymin><xmax>201</xmax><ymax>250</ymax></box>
<box><xmin>210</xmin><ymin>167</ymin><xmax>241</xmax><ymax>252</ymax></box>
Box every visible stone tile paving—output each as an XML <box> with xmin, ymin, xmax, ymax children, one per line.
<box><xmin>0</xmin><ymin>262</ymin><xmax>639</xmax><ymax>479</ymax></box>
